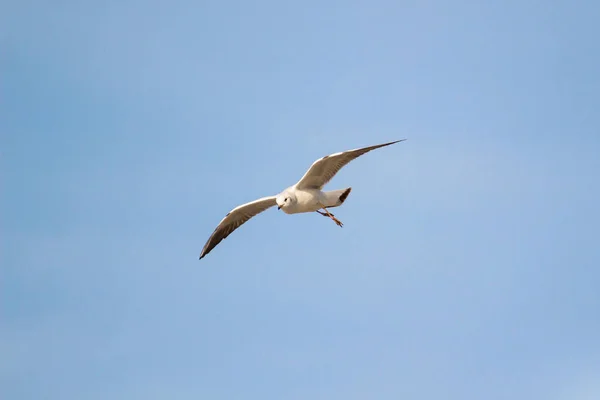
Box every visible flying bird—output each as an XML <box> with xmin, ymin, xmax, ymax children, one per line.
<box><xmin>199</xmin><ymin>139</ymin><xmax>405</xmax><ymax>259</ymax></box>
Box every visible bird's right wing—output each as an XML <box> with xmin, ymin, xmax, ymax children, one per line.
<box><xmin>199</xmin><ymin>196</ymin><xmax>277</xmax><ymax>259</ymax></box>
<box><xmin>294</xmin><ymin>140</ymin><xmax>405</xmax><ymax>190</ymax></box>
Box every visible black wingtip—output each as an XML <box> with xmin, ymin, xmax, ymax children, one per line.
<box><xmin>381</xmin><ymin>139</ymin><xmax>406</xmax><ymax>147</ymax></box>
<box><xmin>339</xmin><ymin>187</ymin><xmax>352</xmax><ymax>203</ymax></box>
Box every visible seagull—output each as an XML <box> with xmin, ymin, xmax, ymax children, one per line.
<box><xmin>199</xmin><ymin>139</ymin><xmax>405</xmax><ymax>259</ymax></box>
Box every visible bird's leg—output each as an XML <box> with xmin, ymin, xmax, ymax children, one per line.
<box><xmin>320</xmin><ymin>207</ymin><xmax>343</xmax><ymax>227</ymax></box>
<box><xmin>316</xmin><ymin>210</ymin><xmax>333</xmax><ymax>217</ymax></box>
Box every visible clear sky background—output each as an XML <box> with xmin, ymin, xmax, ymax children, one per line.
<box><xmin>2</xmin><ymin>1</ymin><xmax>600</xmax><ymax>399</ymax></box>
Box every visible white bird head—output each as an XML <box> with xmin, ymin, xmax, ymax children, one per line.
<box><xmin>276</xmin><ymin>190</ymin><xmax>296</xmax><ymax>210</ymax></box>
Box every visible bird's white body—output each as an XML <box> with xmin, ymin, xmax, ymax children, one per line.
<box><xmin>276</xmin><ymin>187</ymin><xmax>350</xmax><ymax>214</ymax></box>
<box><xmin>278</xmin><ymin>187</ymin><xmax>321</xmax><ymax>214</ymax></box>
<box><xmin>199</xmin><ymin>140</ymin><xmax>405</xmax><ymax>259</ymax></box>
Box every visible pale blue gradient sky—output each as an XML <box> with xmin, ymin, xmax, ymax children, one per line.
<box><xmin>2</xmin><ymin>1</ymin><xmax>600</xmax><ymax>399</ymax></box>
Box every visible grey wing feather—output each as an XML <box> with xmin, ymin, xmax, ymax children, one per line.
<box><xmin>294</xmin><ymin>140</ymin><xmax>405</xmax><ymax>190</ymax></box>
<box><xmin>199</xmin><ymin>196</ymin><xmax>277</xmax><ymax>259</ymax></box>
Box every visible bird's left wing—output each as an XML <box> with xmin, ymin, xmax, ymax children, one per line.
<box><xmin>294</xmin><ymin>140</ymin><xmax>405</xmax><ymax>190</ymax></box>
<box><xmin>199</xmin><ymin>196</ymin><xmax>277</xmax><ymax>259</ymax></box>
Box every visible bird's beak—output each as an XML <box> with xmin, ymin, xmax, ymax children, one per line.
<box><xmin>277</xmin><ymin>206</ymin><xmax>281</xmax><ymax>210</ymax></box>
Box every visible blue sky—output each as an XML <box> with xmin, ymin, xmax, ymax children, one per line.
<box><xmin>2</xmin><ymin>0</ymin><xmax>600</xmax><ymax>398</ymax></box>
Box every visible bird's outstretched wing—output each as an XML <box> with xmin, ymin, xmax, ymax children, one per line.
<box><xmin>199</xmin><ymin>196</ymin><xmax>277</xmax><ymax>259</ymax></box>
<box><xmin>294</xmin><ymin>140</ymin><xmax>405</xmax><ymax>190</ymax></box>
